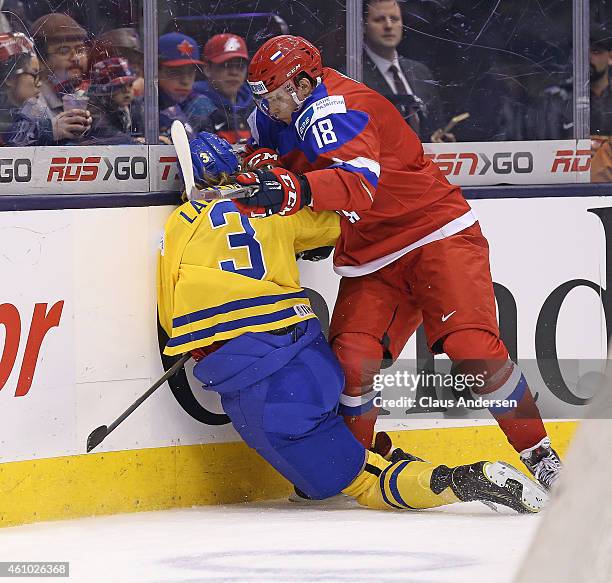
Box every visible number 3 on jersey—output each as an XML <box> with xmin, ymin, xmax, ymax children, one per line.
<box><xmin>312</xmin><ymin>119</ymin><xmax>337</xmax><ymax>149</ymax></box>
<box><xmin>209</xmin><ymin>201</ymin><xmax>267</xmax><ymax>279</ymax></box>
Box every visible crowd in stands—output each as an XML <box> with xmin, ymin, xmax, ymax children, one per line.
<box><xmin>0</xmin><ymin>0</ymin><xmax>610</xmax><ymax>173</ymax></box>
<box><xmin>0</xmin><ymin>9</ymin><xmax>254</xmax><ymax>147</ymax></box>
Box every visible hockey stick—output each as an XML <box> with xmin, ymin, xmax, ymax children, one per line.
<box><xmin>188</xmin><ymin>183</ymin><xmax>258</xmax><ymax>202</ymax></box>
<box><xmin>86</xmin><ymin>352</ymin><xmax>191</xmax><ymax>452</ymax></box>
<box><xmin>170</xmin><ymin>120</ymin><xmax>195</xmax><ymax>194</ymax></box>
<box><xmin>170</xmin><ymin>120</ymin><xmax>258</xmax><ymax>202</ymax></box>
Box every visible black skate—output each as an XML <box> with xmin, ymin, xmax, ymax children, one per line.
<box><xmin>389</xmin><ymin>448</ymin><xmax>425</xmax><ymax>464</ymax></box>
<box><xmin>520</xmin><ymin>437</ymin><xmax>562</xmax><ymax>490</ymax></box>
<box><xmin>431</xmin><ymin>461</ymin><xmax>548</xmax><ymax>514</ymax></box>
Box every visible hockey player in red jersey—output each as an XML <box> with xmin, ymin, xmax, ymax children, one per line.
<box><xmin>233</xmin><ymin>35</ymin><xmax>562</xmax><ymax>489</ymax></box>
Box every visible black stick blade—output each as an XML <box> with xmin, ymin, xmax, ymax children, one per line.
<box><xmin>86</xmin><ymin>425</ymin><xmax>108</xmax><ymax>452</ymax></box>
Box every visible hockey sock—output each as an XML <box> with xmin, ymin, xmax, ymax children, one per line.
<box><xmin>333</xmin><ymin>332</ymin><xmax>385</xmax><ymax>448</ymax></box>
<box><xmin>443</xmin><ymin>329</ymin><xmax>547</xmax><ymax>453</ymax></box>
<box><xmin>342</xmin><ymin>451</ymin><xmax>460</xmax><ymax>510</ymax></box>
<box><xmin>341</xmin><ymin>405</ymin><xmax>379</xmax><ymax>449</ymax></box>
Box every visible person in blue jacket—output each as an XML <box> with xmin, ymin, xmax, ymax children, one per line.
<box><xmin>194</xmin><ymin>33</ymin><xmax>254</xmax><ymax>144</ymax></box>
<box><xmin>158</xmin><ymin>32</ymin><xmax>216</xmax><ymax>140</ymax></box>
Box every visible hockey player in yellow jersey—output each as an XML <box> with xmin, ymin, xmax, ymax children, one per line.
<box><xmin>156</xmin><ymin>129</ymin><xmax>548</xmax><ymax>513</ymax></box>
<box><xmin>158</xmin><ymin>196</ymin><xmax>336</xmax><ymax>355</ymax></box>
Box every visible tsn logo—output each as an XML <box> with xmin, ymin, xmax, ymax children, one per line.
<box><xmin>47</xmin><ymin>156</ymin><xmax>148</xmax><ymax>182</ymax></box>
<box><xmin>551</xmin><ymin>149</ymin><xmax>591</xmax><ymax>173</ymax></box>
<box><xmin>425</xmin><ymin>152</ymin><xmax>534</xmax><ymax>176</ymax></box>
<box><xmin>159</xmin><ymin>156</ymin><xmax>180</xmax><ymax>181</ymax></box>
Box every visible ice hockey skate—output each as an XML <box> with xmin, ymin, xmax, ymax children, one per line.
<box><xmin>431</xmin><ymin>461</ymin><xmax>548</xmax><ymax>514</ymax></box>
<box><xmin>520</xmin><ymin>437</ymin><xmax>563</xmax><ymax>490</ymax></box>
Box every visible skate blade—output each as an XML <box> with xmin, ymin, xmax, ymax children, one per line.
<box><xmin>484</xmin><ymin>461</ymin><xmax>549</xmax><ymax>513</ymax></box>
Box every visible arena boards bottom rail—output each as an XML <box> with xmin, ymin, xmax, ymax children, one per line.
<box><xmin>0</xmin><ymin>422</ymin><xmax>577</xmax><ymax>528</ymax></box>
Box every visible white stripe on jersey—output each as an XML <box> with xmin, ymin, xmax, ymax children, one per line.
<box><xmin>332</xmin><ymin>156</ymin><xmax>381</xmax><ymax>178</ymax></box>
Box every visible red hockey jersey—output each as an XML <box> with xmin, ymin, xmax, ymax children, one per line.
<box><xmin>248</xmin><ymin>68</ymin><xmax>475</xmax><ymax>276</ymax></box>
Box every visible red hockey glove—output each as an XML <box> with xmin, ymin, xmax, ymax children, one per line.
<box><xmin>234</xmin><ymin>168</ymin><xmax>312</xmax><ymax>217</ymax></box>
<box><xmin>242</xmin><ymin>146</ymin><xmax>281</xmax><ymax>171</ymax></box>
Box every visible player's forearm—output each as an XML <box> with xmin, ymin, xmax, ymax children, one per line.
<box><xmin>306</xmin><ymin>168</ymin><xmax>376</xmax><ymax>212</ymax></box>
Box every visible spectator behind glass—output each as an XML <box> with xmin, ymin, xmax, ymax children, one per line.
<box><xmin>194</xmin><ymin>33</ymin><xmax>253</xmax><ymax>144</ymax></box>
<box><xmin>85</xmin><ymin>57</ymin><xmax>143</xmax><ymax>144</ymax></box>
<box><xmin>536</xmin><ymin>24</ymin><xmax>612</xmax><ymax>141</ymax></box>
<box><xmin>0</xmin><ymin>32</ymin><xmax>88</xmax><ymax>145</ymax></box>
<box><xmin>158</xmin><ymin>32</ymin><xmax>216</xmax><ymax>141</ymax></box>
<box><xmin>589</xmin><ymin>24</ymin><xmax>612</xmax><ymax>183</ymax></box>
<box><xmin>362</xmin><ymin>0</ymin><xmax>450</xmax><ymax>142</ymax></box>
<box><xmin>95</xmin><ymin>28</ymin><xmax>144</xmax><ymax>97</ymax></box>
<box><xmin>0</xmin><ymin>0</ymin><xmax>30</xmax><ymax>34</ymax></box>
<box><xmin>30</xmin><ymin>12</ymin><xmax>91</xmax><ymax>134</ymax></box>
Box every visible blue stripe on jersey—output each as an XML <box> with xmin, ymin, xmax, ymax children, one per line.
<box><xmin>173</xmin><ymin>290</ymin><xmax>308</xmax><ymax>328</ymax></box>
<box><xmin>389</xmin><ymin>461</ymin><xmax>415</xmax><ymax>509</ymax></box>
<box><xmin>329</xmin><ymin>159</ymin><xmax>379</xmax><ymax>189</ymax></box>
<box><xmin>252</xmin><ymin>108</ymin><xmax>287</xmax><ymax>151</ymax></box>
<box><xmin>167</xmin><ymin>306</ymin><xmax>308</xmax><ymax>348</ymax></box>
<box><xmin>378</xmin><ymin>464</ymin><xmax>404</xmax><ymax>510</ymax></box>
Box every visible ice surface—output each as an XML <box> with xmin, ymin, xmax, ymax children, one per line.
<box><xmin>0</xmin><ymin>498</ymin><xmax>540</xmax><ymax>583</ymax></box>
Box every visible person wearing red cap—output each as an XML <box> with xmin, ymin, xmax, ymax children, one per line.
<box><xmin>193</xmin><ymin>33</ymin><xmax>253</xmax><ymax>144</ymax></box>
<box><xmin>158</xmin><ymin>32</ymin><xmax>216</xmax><ymax>140</ymax></box>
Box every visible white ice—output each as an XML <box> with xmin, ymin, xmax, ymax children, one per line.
<box><xmin>0</xmin><ymin>498</ymin><xmax>539</xmax><ymax>583</ymax></box>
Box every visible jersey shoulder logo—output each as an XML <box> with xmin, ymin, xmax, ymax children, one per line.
<box><xmin>293</xmin><ymin>304</ymin><xmax>314</xmax><ymax>317</ymax></box>
<box><xmin>295</xmin><ymin>95</ymin><xmax>347</xmax><ymax>140</ymax></box>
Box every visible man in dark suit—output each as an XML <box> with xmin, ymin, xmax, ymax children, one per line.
<box><xmin>362</xmin><ymin>0</ymin><xmax>450</xmax><ymax>142</ymax></box>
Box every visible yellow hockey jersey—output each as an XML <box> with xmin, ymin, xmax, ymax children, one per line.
<box><xmin>157</xmin><ymin>199</ymin><xmax>340</xmax><ymax>356</ymax></box>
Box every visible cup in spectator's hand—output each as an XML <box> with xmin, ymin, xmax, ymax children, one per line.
<box><xmin>62</xmin><ymin>93</ymin><xmax>89</xmax><ymax>112</ymax></box>
<box><xmin>52</xmin><ymin>109</ymin><xmax>93</xmax><ymax>141</ymax></box>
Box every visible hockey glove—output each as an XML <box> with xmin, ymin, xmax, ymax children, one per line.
<box><xmin>296</xmin><ymin>246</ymin><xmax>334</xmax><ymax>262</ymax></box>
<box><xmin>242</xmin><ymin>145</ymin><xmax>281</xmax><ymax>171</ymax></box>
<box><xmin>234</xmin><ymin>168</ymin><xmax>312</xmax><ymax>217</ymax></box>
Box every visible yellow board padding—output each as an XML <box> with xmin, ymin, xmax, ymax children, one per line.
<box><xmin>0</xmin><ymin>442</ymin><xmax>293</xmax><ymax>529</ymax></box>
<box><xmin>0</xmin><ymin>421</ymin><xmax>578</xmax><ymax>528</ymax></box>
<box><xmin>384</xmin><ymin>421</ymin><xmax>578</xmax><ymax>472</ymax></box>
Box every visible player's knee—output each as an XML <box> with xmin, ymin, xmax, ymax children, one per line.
<box><xmin>442</xmin><ymin>329</ymin><xmax>528</xmax><ymax>401</ymax></box>
<box><xmin>442</xmin><ymin>328</ymin><xmax>508</xmax><ymax>361</ymax></box>
<box><xmin>332</xmin><ymin>332</ymin><xmax>383</xmax><ymax>397</ymax></box>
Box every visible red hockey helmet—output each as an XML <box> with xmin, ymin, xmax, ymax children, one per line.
<box><xmin>247</xmin><ymin>35</ymin><xmax>322</xmax><ymax>97</ymax></box>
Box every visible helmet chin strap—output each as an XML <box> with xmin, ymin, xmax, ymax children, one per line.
<box><xmin>288</xmin><ymin>76</ymin><xmax>322</xmax><ymax>113</ymax></box>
